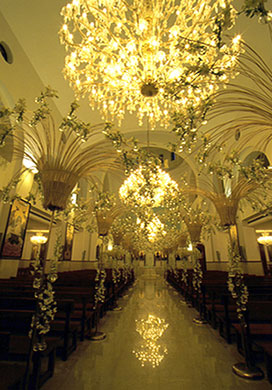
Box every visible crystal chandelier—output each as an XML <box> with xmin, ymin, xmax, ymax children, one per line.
<box><xmin>257</xmin><ymin>232</ymin><xmax>272</xmax><ymax>246</ymax></box>
<box><xmin>30</xmin><ymin>234</ymin><xmax>48</xmax><ymax>245</ymax></box>
<box><xmin>59</xmin><ymin>0</ymin><xmax>241</xmax><ymax>129</ymax></box>
<box><xmin>119</xmin><ymin>160</ymin><xmax>179</xmax><ymax>209</ymax></box>
<box><xmin>137</xmin><ymin>215</ymin><xmax>166</xmax><ymax>243</ymax></box>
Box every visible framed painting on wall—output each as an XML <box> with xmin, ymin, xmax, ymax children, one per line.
<box><xmin>63</xmin><ymin>223</ymin><xmax>74</xmax><ymax>261</ymax></box>
<box><xmin>0</xmin><ymin>198</ymin><xmax>30</xmax><ymax>259</ymax></box>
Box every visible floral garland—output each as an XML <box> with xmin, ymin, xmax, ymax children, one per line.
<box><xmin>112</xmin><ymin>267</ymin><xmax>121</xmax><ymax>285</ymax></box>
<box><xmin>192</xmin><ymin>261</ymin><xmax>203</xmax><ymax>294</ymax></box>
<box><xmin>227</xmin><ymin>242</ymin><xmax>249</xmax><ymax>321</ymax></box>
<box><xmin>179</xmin><ymin>254</ymin><xmax>189</xmax><ymax>287</ymax></box>
<box><xmin>29</xmin><ymin>230</ymin><xmax>62</xmax><ymax>351</ymax></box>
<box><xmin>123</xmin><ymin>265</ymin><xmax>130</xmax><ymax>284</ymax></box>
<box><xmin>191</xmin><ymin>247</ymin><xmax>202</xmax><ymax>294</ymax></box>
<box><xmin>94</xmin><ymin>268</ymin><xmax>107</xmax><ymax>309</ymax></box>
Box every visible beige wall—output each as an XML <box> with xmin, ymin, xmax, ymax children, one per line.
<box><xmin>0</xmin><ymin>11</ymin><xmax>63</xmax><ymax>277</ymax></box>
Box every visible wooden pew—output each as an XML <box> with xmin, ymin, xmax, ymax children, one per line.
<box><xmin>0</xmin><ymin>324</ymin><xmax>57</xmax><ymax>389</ymax></box>
<box><xmin>0</xmin><ymin>298</ymin><xmax>78</xmax><ymax>362</ymax></box>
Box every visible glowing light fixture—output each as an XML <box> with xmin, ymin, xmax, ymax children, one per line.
<box><xmin>30</xmin><ymin>234</ymin><xmax>48</xmax><ymax>245</ymax></box>
<box><xmin>257</xmin><ymin>232</ymin><xmax>272</xmax><ymax>246</ymax></box>
<box><xmin>119</xmin><ymin>161</ymin><xmax>179</xmax><ymax>209</ymax></box>
<box><xmin>188</xmin><ymin>243</ymin><xmax>193</xmax><ymax>251</ymax></box>
<box><xmin>137</xmin><ymin>216</ymin><xmax>166</xmax><ymax>243</ymax></box>
<box><xmin>60</xmin><ymin>0</ymin><xmax>240</xmax><ymax>129</ymax></box>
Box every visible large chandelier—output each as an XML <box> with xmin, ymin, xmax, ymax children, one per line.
<box><xmin>257</xmin><ymin>232</ymin><xmax>272</xmax><ymax>246</ymax></box>
<box><xmin>119</xmin><ymin>160</ymin><xmax>179</xmax><ymax>209</ymax></box>
<box><xmin>59</xmin><ymin>0</ymin><xmax>241</xmax><ymax>128</ymax></box>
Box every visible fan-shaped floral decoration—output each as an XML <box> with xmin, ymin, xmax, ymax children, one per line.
<box><xmin>204</xmin><ymin>42</ymin><xmax>272</xmax><ymax>153</ymax></box>
<box><xmin>182</xmin><ymin>153</ymin><xmax>272</xmax><ymax>323</ymax></box>
<box><xmin>0</xmin><ymin>88</ymin><xmax>120</xmax><ymax>211</ymax></box>
<box><xmin>0</xmin><ymin>88</ymin><xmax>120</xmax><ymax>351</ymax></box>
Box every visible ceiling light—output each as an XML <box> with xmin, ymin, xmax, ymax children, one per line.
<box><xmin>60</xmin><ymin>0</ymin><xmax>240</xmax><ymax>129</ymax></box>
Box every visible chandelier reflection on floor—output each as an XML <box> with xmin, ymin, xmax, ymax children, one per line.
<box><xmin>133</xmin><ymin>314</ymin><xmax>168</xmax><ymax>368</ymax></box>
<box><xmin>60</xmin><ymin>0</ymin><xmax>240</xmax><ymax>128</ymax></box>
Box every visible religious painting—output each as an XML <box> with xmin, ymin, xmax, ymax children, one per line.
<box><xmin>63</xmin><ymin>223</ymin><xmax>74</xmax><ymax>261</ymax></box>
<box><xmin>1</xmin><ymin>198</ymin><xmax>30</xmax><ymax>259</ymax></box>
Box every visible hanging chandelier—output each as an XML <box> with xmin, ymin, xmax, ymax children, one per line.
<box><xmin>257</xmin><ymin>232</ymin><xmax>272</xmax><ymax>246</ymax></box>
<box><xmin>137</xmin><ymin>215</ymin><xmax>166</xmax><ymax>243</ymax></box>
<box><xmin>119</xmin><ymin>159</ymin><xmax>179</xmax><ymax>209</ymax></box>
<box><xmin>59</xmin><ymin>0</ymin><xmax>241</xmax><ymax>129</ymax></box>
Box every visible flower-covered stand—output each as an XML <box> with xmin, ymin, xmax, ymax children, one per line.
<box><xmin>215</xmin><ymin>203</ymin><xmax>264</xmax><ymax>380</ymax></box>
<box><xmin>184</xmin><ymin>217</ymin><xmax>207</xmax><ymax>325</ymax></box>
<box><xmin>227</xmin><ymin>224</ymin><xmax>264</xmax><ymax>380</ymax></box>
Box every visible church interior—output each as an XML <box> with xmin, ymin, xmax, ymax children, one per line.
<box><xmin>1</xmin><ymin>0</ymin><xmax>272</xmax><ymax>388</ymax></box>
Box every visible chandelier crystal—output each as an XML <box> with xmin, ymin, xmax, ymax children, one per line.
<box><xmin>257</xmin><ymin>232</ymin><xmax>272</xmax><ymax>246</ymax></box>
<box><xmin>30</xmin><ymin>234</ymin><xmax>48</xmax><ymax>245</ymax></box>
<box><xmin>119</xmin><ymin>161</ymin><xmax>179</xmax><ymax>209</ymax></box>
<box><xmin>137</xmin><ymin>215</ymin><xmax>166</xmax><ymax>243</ymax></box>
<box><xmin>60</xmin><ymin>0</ymin><xmax>241</xmax><ymax>128</ymax></box>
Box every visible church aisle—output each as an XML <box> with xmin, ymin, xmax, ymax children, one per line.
<box><xmin>42</xmin><ymin>271</ymin><xmax>271</xmax><ymax>390</ymax></box>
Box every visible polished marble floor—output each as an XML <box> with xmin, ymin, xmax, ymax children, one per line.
<box><xmin>42</xmin><ymin>269</ymin><xmax>271</xmax><ymax>389</ymax></box>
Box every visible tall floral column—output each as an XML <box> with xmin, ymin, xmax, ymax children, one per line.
<box><xmin>181</xmin><ymin>150</ymin><xmax>272</xmax><ymax>379</ymax></box>
<box><xmin>184</xmin><ymin>217</ymin><xmax>206</xmax><ymax>324</ymax></box>
<box><xmin>213</xmin><ymin>198</ymin><xmax>264</xmax><ymax>380</ymax></box>
<box><xmin>89</xmin><ymin>193</ymin><xmax>124</xmax><ymax>340</ymax></box>
<box><xmin>0</xmin><ymin>88</ymin><xmax>119</xmax><ymax>382</ymax></box>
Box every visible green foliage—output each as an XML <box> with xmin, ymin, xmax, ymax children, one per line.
<box><xmin>170</xmin><ymin>98</ymin><xmax>213</xmax><ymax>153</ymax></box>
<box><xmin>94</xmin><ymin>190</ymin><xmax>116</xmax><ymax>212</ymax></box>
<box><xmin>228</xmin><ymin>241</ymin><xmax>249</xmax><ymax>321</ymax></box>
<box><xmin>241</xmin><ymin>0</ymin><xmax>269</xmax><ymax>19</ymax></box>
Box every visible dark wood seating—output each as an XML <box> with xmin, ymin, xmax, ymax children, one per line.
<box><xmin>254</xmin><ymin>340</ymin><xmax>272</xmax><ymax>383</ymax></box>
<box><xmin>0</xmin><ymin>360</ymin><xmax>26</xmax><ymax>390</ymax></box>
<box><xmin>0</xmin><ymin>330</ymin><xmax>56</xmax><ymax>390</ymax></box>
<box><xmin>0</xmin><ymin>266</ymin><xmax>135</xmax><ymax>388</ymax></box>
<box><xmin>0</xmin><ymin>298</ymin><xmax>78</xmax><ymax>362</ymax></box>
<box><xmin>232</xmin><ymin>301</ymin><xmax>272</xmax><ymax>353</ymax></box>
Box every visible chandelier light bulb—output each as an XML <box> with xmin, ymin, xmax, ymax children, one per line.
<box><xmin>60</xmin><ymin>0</ymin><xmax>240</xmax><ymax>129</ymax></box>
<box><xmin>119</xmin><ymin>163</ymin><xmax>179</xmax><ymax>209</ymax></box>
<box><xmin>30</xmin><ymin>234</ymin><xmax>48</xmax><ymax>245</ymax></box>
<box><xmin>257</xmin><ymin>232</ymin><xmax>272</xmax><ymax>246</ymax></box>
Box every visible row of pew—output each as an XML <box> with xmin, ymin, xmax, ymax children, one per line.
<box><xmin>0</xmin><ymin>266</ymin><xmax>135</xmax><ymax>389</ymax></box>
<box><xmin>166</xmin><ymin>268</ymin><xmax>272</xmax><ymax>383</ymax></box>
